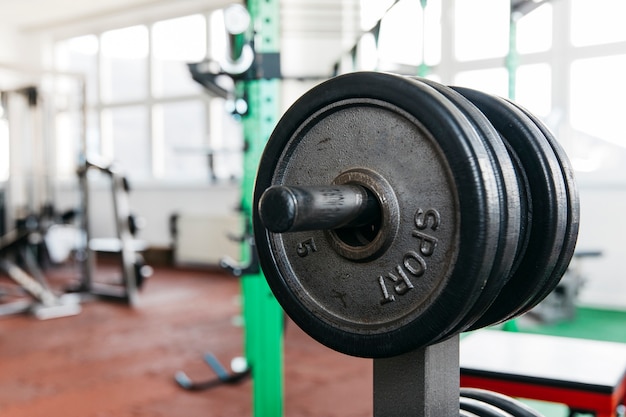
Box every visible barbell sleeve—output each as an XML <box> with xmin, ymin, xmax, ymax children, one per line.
<box><xmin>258</xmin><ymin>184</ymin><xmax>381</xmax><ymax>233</ymax></box>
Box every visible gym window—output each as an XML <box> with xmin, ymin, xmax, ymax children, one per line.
<box><xmin>454</xmin><ymin>0</ymin><xmax>509</xmax><ymax>62</ymax></box>
<box><xmin>54</xmin><ymin>13</ymin><xmax>243</xmax><ymax>185</ymax></box>
<box><xmin>570</xmin><ymin>0</ymin><xmax>626</xmax><ymax>47</ymax></box>
<box><xmin>566</xmin><ymin>0</ymin><xmax>626</xmax><ymax>179</ymax></box>
<box><xmin>376</xmin><ymin>0</ymin><xmax>442</xmax><ymax>68</ymax></box>
<box><xmin>50</xmin><ymin>1</ymin><xmax>626</xmax><ymax>185</ymax></box>
<box><xmin>570</xmin><ymin>55</ymin><xmax>626</xmax><ymax>151</ymax></box>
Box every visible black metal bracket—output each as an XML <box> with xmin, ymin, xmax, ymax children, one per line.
<box><xmin>174</xmin><ymin>352</ymin><xmax>251</xmax><ymax>391</ymax></box>
<box><xmin>219</xmin><ymin>233</ymin><xmax>260</xmax><ymax>277</ymax></box>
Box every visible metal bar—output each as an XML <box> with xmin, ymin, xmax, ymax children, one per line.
<box><xmin>258</xmin><ymin>184</ymin><xmax>380</xmax><ymax>233</ymax></box>
<box><xmin>77</xmin><ymin>164</ymin><xmax>93</xmax><ymax>292</ymax></box>
<box><xmin>76</xmin><ymin>76</ymin><xmax>93</xmax><ymax>293</ymax></box>
<box><xmin>374</xmin><ymin>335</ymin><xmax>460</xmax><ymax>417</ymax></box>
<box><xmin>111</xmin><ymin>172</ymin><xmax>138</xmax><ymax>305</ymax></box>
<box><xmin>506</xmin><ymin>14</ymin><xmax>518</xmax><ymax>101</ymax></box>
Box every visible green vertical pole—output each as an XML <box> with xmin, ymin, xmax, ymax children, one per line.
<box><xmin>417</xmin><ymin>0</ymin><xmax>430</xmax><ymax>77</ymax></box>
<box><xmin>239</xmin><ymin>1</ymin><xmax>283</xmax><ymax>416</ymax></box>
<box><xmin>506</xmin><ymin>14</ymin><xmax>518</xmax><ymax>101</ymax></box>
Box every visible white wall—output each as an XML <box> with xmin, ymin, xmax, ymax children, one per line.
<box><xmin>54</xmin><ymin>181</ymin><xmax>240</xmax><ymax>248</ymax></box>
<box><xmin>0</xmin><ymin>24</ymin><xmax>42</xmax><ymax>67</ymax></box>
<box><xmin>574</xmin><ymin>185</ymin><xmax>626</xmax><ymax>310</ymax></box>
<box><xmin>126</xmin><ymin>184</ymin><xmax>240</xmax><ymax>247</ymax></box>
<box><xmin>0</xmin><ymin>25</ymin><xmax>20</xmax><ymax>63</ymax></box>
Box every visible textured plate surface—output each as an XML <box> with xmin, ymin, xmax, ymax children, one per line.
<box><xmin>506</xmin><ymin>100</ymin><xmax>580</xmax><ymax>313</ymax></box>
<box><xmin>415</xmin><ymin>78</ymin><xmax>522</xmax><ymax>336</ymax></box>
<box><xmin>453</xmin><ymin>86</ymin><xmax>568</xmax><ymax>328</ymax></box>
<box><xmin>254</xmin><ymin>73</ymin><xmax>501</xmax><ymax>357</ymax></box>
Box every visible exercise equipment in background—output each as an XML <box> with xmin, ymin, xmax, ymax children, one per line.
<box><xmin>0</xmin><ymin>84</ymin><xmax>82</xmax><ymax>319</ymax></box>
<box><xmin>73</xmin><ymin>156</ymin><xmax>152</xmax><ymax>306</ymax></box>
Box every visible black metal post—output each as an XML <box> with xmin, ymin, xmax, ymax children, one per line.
<box><xmin>374</xmin><ymin>335</ymin><xmax>460</xmax><ymax>417</ymax></box>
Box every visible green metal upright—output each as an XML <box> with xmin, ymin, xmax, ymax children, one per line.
<box><xmin>239</xmin><ymin>1</ymin><xmax>284</xmax><ymax>416</ymax></box>
<box><xmin>506</xmin><ymin>13</ymin><xmax>519</xmax><ymax>101</ymax></box>
<box><xmin>417</xmin><ymin>0</ymin><xmax>430</xmax><ymax>78</ymax></box>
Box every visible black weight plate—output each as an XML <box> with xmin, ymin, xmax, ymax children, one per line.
<box><xmin>461</xmin><ymin>388</ymin><xmax>544</xmax><ymax>417</ymax></box>
<box><xmin>460</xmin><ymin>397</ymin><xmax>515</xmax><ymax>417</ymax></box>
<box><xmin>505</xmin><ymin>100</ymin><xmax>580</xmax><ymax>313</ymax></box>
<box><xmin>452</xmin><ymin>86</ymin><xmax>568</xmax><ymax>328</ymax></box>
<box><xmin>254</xmin><ymin>72</ymin><xmax>501</xmax><ymax>358</ymax></box>
<box><xmin>460</xmin><ymin>412</ymin><xmax>483</xmax><ymax>417</ymax></box>
<box><xmin>413</xmin><ymin>77</ymin><xmax>522</xmax><ymax>335</ymax></box>
<box><xmin>498</xmin><ymin>138</ymin><xmax>533</xmax><ymax>289</ymax></box>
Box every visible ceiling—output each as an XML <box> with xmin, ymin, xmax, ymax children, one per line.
<box><xmin>0</xmin><ymin>0</ymin><xmax>201</xmax><ymax>30</ymax></box>
<box><xmin>0</xmin><ymin>0</ymin><xmax>364</xmax><ymax>77</ymax></box>
<box><xmin>0</xmin><ymin>0</ymin><xmax>362</xmax><ymax>36</ymax></box>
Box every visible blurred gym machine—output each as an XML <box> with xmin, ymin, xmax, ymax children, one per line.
<box><xmin>0</xmin><ymin>64</ymin><xmax>150</xmax><ymax>318</ymax></box>
<box><xmin>530</xmin><ymin>250</ymin><xmax>603</xmax><ymax>323</ymax></box>
<box><xmin>0</xmin><ymin>225</ymin><xmax>81</xmax><ymax>319</ymax></box>
<box><xmin>0</xmin><ymin>83</ymin><xmax>82</xmax><ymax>319</ymax></box>
<box><xmin>72</xmin><ymin>155</ymin><xmax>152</xmax><ymax>306</ymax></box>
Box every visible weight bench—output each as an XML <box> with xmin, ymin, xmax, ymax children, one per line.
<box><xmin>460</xmin><ymin>330</ymin><xmax>626</xmax><ymax>417</ymax></box>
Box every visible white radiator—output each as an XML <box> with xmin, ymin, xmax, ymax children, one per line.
<box><xmin>173</xmin><ymin>213</ymin><xmax>243</xmax><ymax>267</ymax></box>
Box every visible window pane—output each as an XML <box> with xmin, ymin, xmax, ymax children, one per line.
<box><xmin>455</xmin><ymin>0</ymin><xmax>509</xmax><ymax>61</ymax></box>
<box><xmin>356</xmin><ymin>33</ymin><xmax>378</xmax><ymax>71</ymax></box>
<box><xmin>210</xmin><ymin>99</ymin><xmax>243</xmax><ymax>181</ymax></box>
<box><xmin>152</xmin><ymin>15</ymin><xmax>206</xmax><ymax>97</ymax></box>
<box><xmin>155</xmin><ymin>100</ymin><xmax>208</xmax><ymax>180</ymax></box>
<box><xmin>516</xmin><ymin>4</ymin><xmax>552</xmax><ymax>54</ymax></box>
<box><xmin>102</xmin><ymin>106</ymin><xmax>150</xmax><ymax>179</ymax></box>
<box><xmin>515</xmin><ymin>64</ymin><xmax>551</xmax><ymax>117</ymax></box>
<box><xmin>571</xmin><ymin>0</ymin><xmax>626</xmax><ymax>47</ymax></box>
<box><xmin>570</xmin><ymin>56</ymin><xmax>626</xmax><ymax>147</ymax></box>
<box><xmin>570</xmin><ymin>56</ymin><xmax>626</xmax><ymax>177</ymax></box>
<box><xmin>101</xmin><ymin>26</ymin><xmax>149</xmax><ymax>103</ymax></box>
<box><xmin>360</xmin><ymin>0</ymin><xmax>396</xmax><ymax>31</ymax></box>
<box><xmin>378</xmin><ymin>0</ymin><xmax>441</xmax><ymax>67</ymax></box>
<box><xmin>453</xmin><ymin>68</ymin><xmax>509</xmax><ymax>98</ymax></box>
<box><xmin>86</xmin><ymin>110</ymin><xmax>101</xmax><ymax>158</ymax></box>
<box><xmin>423</xmin><ymin>0</ymin><xmax>442</xmax><ymax>66</ymax></box>
<box><xmin>55</xmin><ymin>111</ymin><xmax>82</xmax><ymax>180</ymax></box>
<box><xmin>55</xmin><ymin>35</ymin><xmax>99</xmax><ymax>105</ymax></box>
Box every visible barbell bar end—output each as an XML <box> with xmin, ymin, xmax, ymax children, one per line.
<box><xmin>258</xmin><ymin>184</ymin><xmax>381</xmax><ymax>234</ymax></box>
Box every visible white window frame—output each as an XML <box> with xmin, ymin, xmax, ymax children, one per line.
<box><xmin>52</xmin><ymin>8</ymin><xmax>241</xmax><ymax>189</ymax></box>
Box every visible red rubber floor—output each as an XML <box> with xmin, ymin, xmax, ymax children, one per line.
<box><xmin>0</xmin><ymin>266</ymin><xmax>371</xmax><ymax>417</ymax></box>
